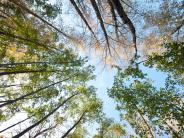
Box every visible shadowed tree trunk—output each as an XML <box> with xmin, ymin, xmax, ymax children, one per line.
<box><xmin>135</xmin><ymin>105</ymin><xmax>154</xmax><ymax>138</ymax></box>
<box><xmin>0</xmin><ymin>30</ymin><xmax>49</xmax><ymax>49</ymax></box>
<box><xmin>0</xmin><ymin>61</ymin><xmax>72</xmax><ymax>67</ymax></box>
<box><xmin>165</xmin><ymin>121</ymin><xmax>181</xmax><ymax>138</ymax></box>
<box><xmin>0</xmin><ymin>62</ymin><xmax>49</xmax><ymax>67</ymax></box>
<box><xmin>0</xmin><ymin>84</ymin><xmax>22</xmax><ymax>88</ymax></box>
<box><xmin>108</xmin><ymin>0</ymin><xmax>119</xmax><ymax>39</ymax></box>
<box><xmin>0</xmin><ymin>69</ymin><xmax>47</xmax><ymax>76</ymax></box>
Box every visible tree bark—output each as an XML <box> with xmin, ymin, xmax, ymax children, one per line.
<box><xmin>108</xmin><ymin>0</ymin><xmax>119</xmax><ymax>39</ymax></box>
<box><xmin>0</xmin><ymin>30</ymin><xmax>49</xmax><ymax>49</ymax></box>
<box><xmin>0</xmin><ymin>61</ymin><xmax>71</xmax><ymax>67</ymax></box>
<box><xmin>0</xmin><ymin>84</ymin><xmax>22</xmax><ymax>88</ymax></box>
<box><xmin>0</xmin><ymin>62</ymin><xmax>49</xmax><ymax>67</ymax></box>
<box><xmin>135</xmin><ymin>105</ymin><xmax>154</xmax><ymax>138</ymax></box>
<box><xmin>165</xmin><ymin>121</ymin><xmax>181</xmax><ymax>138</ymax></box>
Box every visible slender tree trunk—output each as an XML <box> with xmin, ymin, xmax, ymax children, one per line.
<box><xmin>0</xmin><ymin>69</ymin><xmax>47</xmax><ymax>76</ymax></box>
<box><xmin>135</xmin><ymin>105</ymin><xmax>154</xmax><ymax>138</ymax></box>
<box><xmin>0</xmin><ymin>61</ymin><xmax>78</xmax><ymax>72</ymax></box>
<box><xmin>33</xmin><ymin>124</ymin><xmax>58</xmax><ymax>138</ymax></box>
<box><xmin>0</xmin><ymin>115</ymin><xmax>34</xmax><ymax>133</ymax></box>
<box><xmin>0</xmin><ymin>61</ymin><xmax>71</xmax><ymax>67</ymax></box>
<box><xmin>61</xmin><ymin>111</ymin><xmax>86</xmax><ymax>138</ymax></box>
<box><xmin>0</xmin><ymin>30</ymin><xmax>49</xmax><ymax>49</ymax></box>
<box><xmin>0</xmin><ymin>62</ymin><xmax>49</xmax><ymax>67</ymax></box>
<box><xmin>171</xmin><ymin>19</ymin><xmax>184</xmax><ymax>35</ymax></box>
<box><xmin>99</xmin><ymin>128</ymin><xmax>104</xmax><ymax>138</ymax></box>
<box><xmin>108</xmin><ymin>0</ymin><xmax>119</xmax><ymax>39</ymax></box>
<box><xmin>165</xmin><ymin>121</ymin><xmax>181</xmax><ymax>138</ymax></box>
<box><xmin>0</xmin><ymin>84</ymin><xmax>22</xmax><ymax>88</ymax></box>
<box><xmin>0</xmin><ymin>75</ymin><xmax>75</xmax><ymax>108</ymax></box>
<box><xmin>12</xmin><ymin>93</ymin><xmax>78</xmax><ymax>138</ymax></box>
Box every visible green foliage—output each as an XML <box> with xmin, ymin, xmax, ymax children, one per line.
<box><xmin>1</xmin><ymin>0</ymin><xmax>183</xmax><ymax>137</ymax></box>
<box><xmin>0</xmin><ymin>2</ymin><xmax>102</xmax><ymax>137</ymax></box>
<box><xmin>68</xmin><ymin>125</ymin><xmax>88</xmax><ymax>138</ymax></box>
<box><xmin>94</xmin><ymin>117</ymin><xmax>126</xmax><ymax>138</ymax></box>
<box><xmin>26</xmin><ymin>0</ymin><xmax>61</xmax><ymax>18</ymax></box>
<box><xmin>108</xmin><ymin>66</ymin><xmax>184</xmax><ymax>137</ymax></box>
<box><xmin>145</xmin><ymin>42</ymin><xmax>184</xmax><ymax>83</ymax></box>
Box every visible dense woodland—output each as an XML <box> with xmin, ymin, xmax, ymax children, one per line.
<box><xmin>0</xmin><ymin>0</ymin><xmax>183</xmax><ymax>137</ymax></box>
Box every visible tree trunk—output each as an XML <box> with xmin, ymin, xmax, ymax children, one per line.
<box><xmin>111</xmin><ymin>0</ymin><xmax>137</xmax><ymax>58</ymax></box>
<box><xmin>108</xmin><ymin>0</ymin><xmax>119</xmax><ymax>39</ymax></box>
<box><xmin>135</xmin><ymin>105</ymin><xmax>154</xmax><ymax>138</ymax></box>
<box><xmin>0</xmin><ymin>84</ymin><xmax>22</xmax><ymax>88</ymax></box>
<box><xmin>0</xmin><ymin>75</ymin><xmax>75</xmax><ymax>108</ymax></box>
<box><xmin>33</xmin><ymin>124</ymin><xmax>58</xmax><ymax>138</ymax></box>
<box><xmin>0</xmin><ymin>62</ymin><xmax>49</xmax><ymax>67</ymax></box>
<box><xmin>0</xmin><ymin>61</ymin><xmax>71</xmax><ymax>67</ymax></box>
<box><xmin>69</xmin><ymin>0</ymin><xmax>96</xmax><ymax>39</ymax></box>
<box><xmin>61</xmin><ymin>111</ymin><xmax>86</xmax><ymax>138</ymax></box>
<box><xmin>165</xmin><ymin>121</ymin><xmax>181</xmax><ymax>138</ymax></box>
<box><xmin>0</xmin><ymin>69</ymin><xmax>47</xmax><ymax>76</ymax></box>
<box><xmin>0</xmin><ymin>30</ymin><xmax>48</xmax><ymax>49</ymax></box>
<box><xmin>0</xmin><ymin>115</ymin><xmax>33</xmax><ymax>133</ymax></box>
<box><xmin>12</xmin><ymin>93</ymin><xmax>78</xmax><ymax>138</ymax></box>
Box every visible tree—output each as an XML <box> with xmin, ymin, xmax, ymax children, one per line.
<box><xmin>108</xmin><ymin>66</ymin><xmax>184</xmax><ymax>137</ymax></box>
<box><xmin>144</xmin><ymin>42</ymin><xmax>184</xmax><ymax>84</ymax></box>
<box><xmin>0</xmin><ymin>2</ymin><xmax>103</xmax><ymax>137</ymax></box>
<box><xmin>143</xmin><ymin>0</ymin><xmax>184</xmax><ymax>39</ymax></box>
<box><xmin>140</xmin><ymin>0</ymin><xmax>183</xmax><ymax>57</ymax></box>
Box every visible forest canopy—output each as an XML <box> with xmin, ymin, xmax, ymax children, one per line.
<box><xmin>0</xmin><ymin>0</ymin><xmax>183</xmax><ymax>137</ymax></box>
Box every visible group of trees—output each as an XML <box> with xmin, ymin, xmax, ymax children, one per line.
<box><xmin>0</xmin><ymin>0</ymin><xmax>183</xmax><ymax>137</ymax></box>
<box><xmin>109</xmin><ymin>49</ymin><xmax>184</xmax><ymax>137</ymax></box>
<box><xmin>0</xmin><ymin>0</ymin><xmax>127</xmax><ymax>137</ymax></box>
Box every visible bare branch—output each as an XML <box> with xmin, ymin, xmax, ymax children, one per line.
<box><xmin>69</xmin><ymin>0</ymin><xmax>97</xmax><ymax>40</ymax></box>
<box><xmin>90</xmin><ymin>0</ymin><xmax>111</xmax><ymax>55</ymax></box>
<box><xmin>111</xmin><ymin>0</ymin><xmax>137</xmax><ymax>59</ymax></box>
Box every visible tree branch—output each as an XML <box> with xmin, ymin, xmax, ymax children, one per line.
<box><xmin>90</xmin><ymin>0</ymin><xmax>111</xmax><ymax>55</ymax></box>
